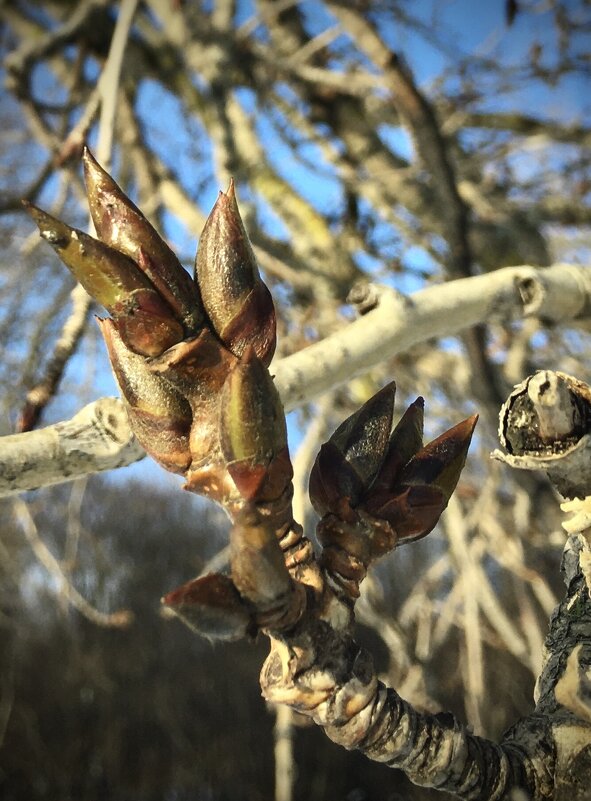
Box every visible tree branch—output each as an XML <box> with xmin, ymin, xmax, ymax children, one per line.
<box><xmin>16</xmin><ymin>0</ymin><xmax>140</xmax><ymax>431</ymax></box>
<box><xmin>276</xmin><ymin>264</ymin><xmax>591</xmax><ymax>408</ymax></box>
<box><xmin>0</xmin><ymin>398</ymin><xmax>144</xmax><ymax>496</ymax></box>
<box><xmin>1</xmin><ymin>264</ymin><xmax>589</xmax><ymax>495</ymax></box>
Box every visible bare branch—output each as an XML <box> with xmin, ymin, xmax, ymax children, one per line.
<box><xmin>2</xmin><ymin>263</ymin><xmax>590</xmax><ymax>495</ymax></box>
<box><xmin>16</xmin><ymin>0</ymin><xmax>140</xmax><ymax>432</ymax></box>
<box><xmin>276</xmin><ymin>264</ymin><xmax>591</xmax><ymax>409</ymax></box>
<box><xmin>17</xmin><ymin>283</ymin><xmax>92</xmax><ymax>432</ymax></box>
<box><xmin>0</xmin><ymin>398</ymin><xmax>144</xmax><ymax>497</ymax></box>
<box><xmin>11</xmin><ymin>494</ymin><xmax>133</xmax><ymax>627</ymax></box>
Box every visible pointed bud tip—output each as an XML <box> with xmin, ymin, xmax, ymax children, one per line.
<box><xmin>82</xmin><ymin>145</ymin><xmax>101</xmax><ymax>172</ymax></box>
<box><xmin>23</xmin><ymin>202</ymin><xmax>70</xmax><ymax>247</ymax></box>
<box><xmin>82</xmin><ymin>146</ymin><xmax>114</xmax><ymax>196</ymax></box>
<box><xmin>162</xmin><ymin>574</ymin><xmax>254</xmax><ymax>641</ymax></box>
<box><xmin>22</xmin><ymin>199</ymin><xmax>45</xmax><ymax>222</ymax></box>
<box><xmin>455</xmin><ymin>413</ymin><xmax>479</xmax><ymax>440</ymax></box>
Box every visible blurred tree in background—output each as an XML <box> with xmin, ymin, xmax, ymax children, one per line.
<box><xmin>0</xmin><ymin>0</ymin><xmax>590</xmax><ymax>799</ymax></box>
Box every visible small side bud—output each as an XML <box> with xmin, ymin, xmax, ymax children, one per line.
<box><xmin>369</xmin><ymin>396</ymin><xmax>424</xmax><ymax>496</ymax></box>
<box><xmin>162</xmin><ymin>573</ymin><xmax>255</xmax><ymax>641</ymax></box>
<box><xmin>220</xmin><ymin>349</ymin><xmax>291</xmax><ymax>501</ymax></box>
<box><xmin>195</xmin><ymin>181</ymin><xmax>276</xmax><ymax>365</ymax></box>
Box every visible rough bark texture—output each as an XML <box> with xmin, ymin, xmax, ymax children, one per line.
<box><xmin>0</xmin><ymin>397</ymin><xmax>143</xmax><ymax>496</ymax></box>
<box><xmin>253</xmin><ymin>370</ymin><xmax>591</xmax><ymax>800</ymax></box>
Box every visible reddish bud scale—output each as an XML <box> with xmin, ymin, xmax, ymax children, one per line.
<box><xmin>83</xmin><ymin>148</ymin><xmax>203</xmax><ymax>335</ymax></box>
<box><xmin>149</xmin><ymin>330</ymin><xmax>238</xmax><ymax>406</ymax></box>
<box><xmin>398</xmin><ymin>415</ymin><xmax>478</xmax><ymax>493</ymax></box>
<box><xmin>309</xmin><ymin>382</ymin><xmax>396</xmax><ymax>518</ymax></box>
<box><xmin>309</xmin><ymin>443</ymin><xmax>363</xmax><ymax>520</ymax></box>
<box><xmin>317</xmin><ymin>512</ymin><xmax>397</xmax><ymax>601</ymax></box>
<box><xmin>162</xmin><ymin>573</ymin><xmax>255</xmax><ymax>641</ymax></box>
<box><xmin>148</xmin><ymin>332</ymin><xmax>240</xmax><ymax>501</ymax></box>
<box><xmin>366</xmin><ymin>414</ymin><xmax>478</xmax><ymax>542</ymax></box>
<box><xmin>369</xmin><ymin>485</ymin><xmax>447</xmax><ymax>544</ymax></box>
<box><xmin>98</xmin><ymin>320</ymin><xmax>192</xmax><ymax>473</ymax></box>
<box><xmin>370</xmin><ymin>397</ymin><xmax>424</xmax><ymax>495</ymax></box>
<box><xmin>330</xmin><ymin>382</ymin><xmax>396</xmax><ymax>482</ymax></box>
<box><xmin>195</xmin><ymin>182</ymin><xmax>276</xmax><ymax>365</ymax></box>
<box><xmin>112</xmin><ymin>287</ymin><xmax>186</xmax><ymax>357</ymax></box>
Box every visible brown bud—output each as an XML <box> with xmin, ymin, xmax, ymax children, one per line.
<box><xmin>98</xmin><ymin>319</ymin><xmax>192</xmax><ymax>473</ymax></box>
<box><xmin>308</xmin><ymin>442</ymin><xmax>361</xmax><ymax>521</ymax></box>
<box><xmin>309</xmin><ymin>383</ymin><xmax>396</xmax><ymax>517</ymax></box>
<box><xmin>162</xmin><ymin>573</ymin><xmax>255</xmax><ymax>641</ymax></box>
<box><xmin>83</xmin><ymin>148</ymin><xmax>203</xmax><ymax>335</ymax></box>
<box><xmin>195</xmin><ymin>181</ymin><xmax>276</xmax><ymax>365</ymax></box>
<box><xmin>398</xmin><ymin>415</ymin><xmax>478</xmax><ymax>496</ymax></box>
<box><xmin>367</xmin><ymin>484</ymin><xmax>448</xmax><ymax>544</ymax></box>
<box><xmin>370</xmin><ymin>396</ymin><xmax>424</xmax><ymax>496</ymax></box>
<box><xmin>25</xmin><ymin>202</ymin><xmax>183</xmax><ymax>357</ymax></box>
<box><xmin>220</xmin><ymin>348</ymin><xmax>291</xmax><ymax>502</ymax></box>
<box><xmin>367</xmin><ymin>415</ymin><xmax>478</xmax><ymax>543</ymax></box>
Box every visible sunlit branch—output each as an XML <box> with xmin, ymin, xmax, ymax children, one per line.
<box><xmin>1</xmin><ymin>263</ymin><xmax>589</xmax><ymax>495</ymax></box>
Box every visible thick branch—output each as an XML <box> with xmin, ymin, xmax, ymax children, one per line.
<box><xmin>262</xmin><ymin>623</ymin><xmax>536</xmax><ymax>800</ymax></box>
<box><xmin>260</xmin><ymin>368</ymin><xmax>591</xmax><ymax>800</ymax></box>
<box><xmin>276</xmin><ymin>264</ymin><xmax>591</xmax><ymax>408</ymax></box>
<box><xmin>1</xmin><ymin>264</ymin><xmax>589</xmax><ymax>495</ymax></box>
<box><xmin>0</xmin><ymin>398</ymin><xmax>144</xmax><ymax>496</ymax></box>
<box><xmin>492</xmin><ymin>369</ymin><xmax>591</xmax><ymax>798</ymax></box>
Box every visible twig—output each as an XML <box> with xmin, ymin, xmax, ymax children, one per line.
<box><xmin>17</xmin><ymin>283</ymin><xmax>92</xmax><ymax>432</ymax></box>
<box><xmin>274</xmin><ymin>704</ymin><xmax>295</xmax><ymax>801</ymax></box>
<box><xmin>17</xmin><ymin>0</ymin><xmax>139</xmax><ymax>432</ymax></box>
<box><xmin>11</xmin><ymin>495</ymin><xmax>133</xmax><ymax>627</ymax></box>
<box><xmin>94</xmin><ymin>0</ymin><xmax>140</xmax><ymax>170</ymax></box>
<box><xmin>275</xmin><ymin>264</ymin><xmax>591</xmax><ymax>409</ymax></box>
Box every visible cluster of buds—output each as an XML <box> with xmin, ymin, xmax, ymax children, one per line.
<box><xmin>25</xmin><ymin>150</ymin><xmax>282</xmax><ymax>497</ymax></box>
<box><xmin>27</xmin><ymin>149</ymin><xmax>301</xmax><ymax>638</ymax></box>
<box><xmin>27</xmin><ymin>151</ymin><xmax>476</xmax><ymax>640</ymax></box>
<box><xmin>309</xmin><ymin>384</ymin><xmax>477</xmax><ymax>603</ymax></box>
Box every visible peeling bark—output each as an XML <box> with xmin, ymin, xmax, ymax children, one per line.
<box><xmin>256</xmin><ymin>369</ymin><xmax>591</xmax><ymax>800</ymax></box>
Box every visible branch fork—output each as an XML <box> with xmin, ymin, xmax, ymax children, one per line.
<box><xmin>36</xmin><ymin>152</ymin><xmax>574</xmax><ymax>800</ymax></box>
